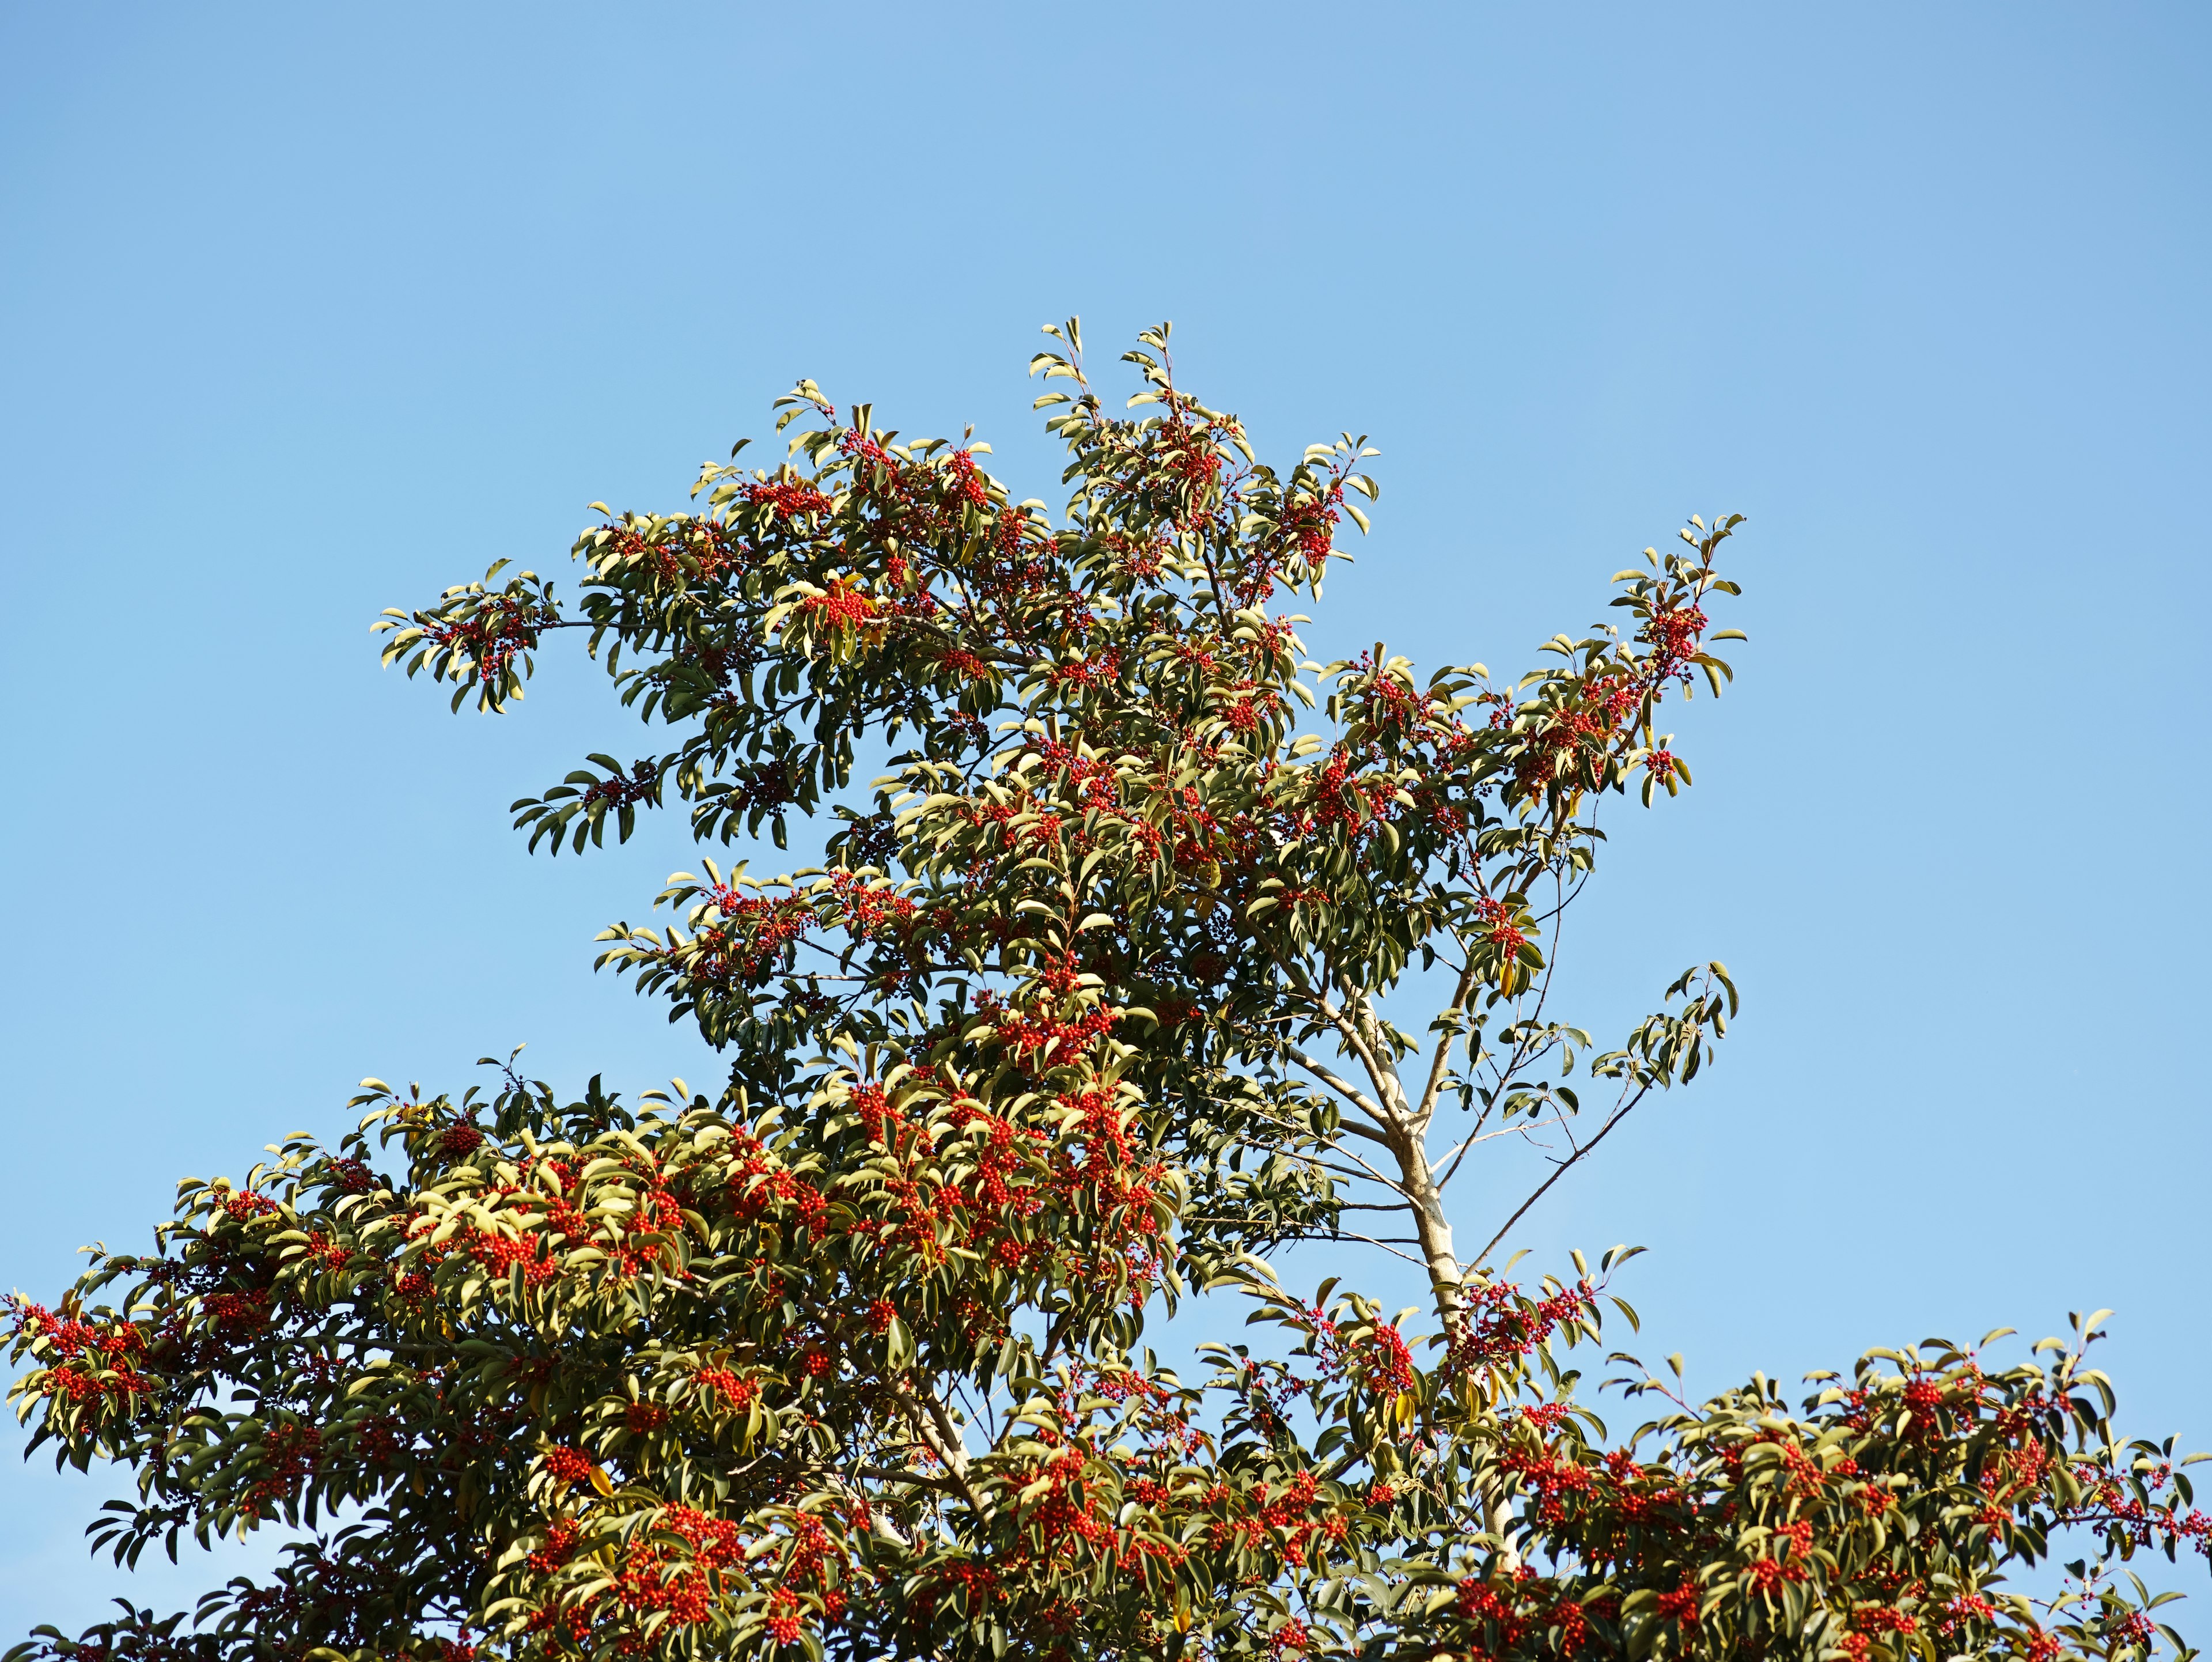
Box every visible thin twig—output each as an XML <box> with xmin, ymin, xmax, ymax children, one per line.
<box><xmin>1468</xmin><ymin>1080</ymin><xmax>1654</xmax><ymax>1270</ymax></box>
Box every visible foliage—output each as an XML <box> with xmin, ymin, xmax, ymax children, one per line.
<box><xmin>10</xmin><ymin>323</ymin><xmax>2204</xmax><ymax>1662</ymax></box>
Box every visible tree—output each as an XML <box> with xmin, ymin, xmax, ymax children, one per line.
<box><xmin>9</xmin><ymin>322</ymin><xmax>2203</xmax><ymax>1662</ymax></box>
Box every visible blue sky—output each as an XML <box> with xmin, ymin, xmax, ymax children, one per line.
<box><xmin>3</xmin><ymin>1</ymin><xmax>2207</xmax><ymax>1636</ymax></box>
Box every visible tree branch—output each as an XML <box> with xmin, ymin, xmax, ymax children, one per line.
<box><xmin>1281</xmin><ymin>1044</ymin><xmax>1394</xmax><ymax>1141</ymax></box>
<box><xmin>1467</xmin><ymin>1080</ymin><xmax>1654</xmax><ymax>1271</ymax></box>
<box><xmin>1413</xmin><ymin>962</ymin><xmax>1482</xmax><ymax>1127</ymax></box>
<box><xmin>1309</xmin><ymin>986</ymin><xmax>1406</xmax><ymax>1124</ymax></box>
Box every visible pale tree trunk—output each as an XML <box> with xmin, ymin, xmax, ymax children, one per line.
<box><xmin>1396</xmin><ymin>1133</ymin><xmax>1465</xmax><ymax>1323</ymax></box>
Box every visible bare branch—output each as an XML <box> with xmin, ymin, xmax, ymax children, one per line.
<box><xmin>1281</xmin><ymin>1044</ymin><xmax>1394</xmax><ymax>1140</ymax></box>
<box><xmin>1433</xmin><ymin>1111</ymin><xmax>1582</xmax><ymax>1192</ymax></box>
<box><xmin>1268</xmin><ymin>1226</ymin><xmax>1430</xmax><ymax>1271</ymax></box>
<box><xmin>1467</xmin><ymin>1080</ymin><xmax>1654</xmax><ymax>1271</ymax></box>
<box><xmin>1413</xmin><ymin>963</ymin><xmax>1482</xmax><ymax>1126</ymax></box>
<box><xmin>1317</xmin><ymin>1156</ymin><xmax>1413</xmax><ymax>1198</ymax></box>
<box><xmin>1308</xmin><ymin>986</ymin><xmax>1406</xmax><ymax>1123</ymax></box>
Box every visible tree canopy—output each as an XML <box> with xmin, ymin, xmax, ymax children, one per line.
<box><xmin>10</xmin><ymin>323</ymin><xmax>2205</xmax><ymax>1662</ymax></box>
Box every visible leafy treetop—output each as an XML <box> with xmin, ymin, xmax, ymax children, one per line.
<box><xmin>9</xmin><ymin>323</ymin><xmax>2203</xmax><ymax>1662</ymax></box>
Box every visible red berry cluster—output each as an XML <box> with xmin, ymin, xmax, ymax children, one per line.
<box><xmin>1641</xmin><ymin>601</ymin><xmax>1709</xmax><ymax>684</ymax></box>
<box><xmin>798</xmin><ymin>578</ymin><xmax>878</xmax><ymax>634</ymax></box>
<box><xmin>1474</xmin><ymin>894</ymin><xmax>1528</xmax><ymax>955</ymax></box>
<box><xmin>743</xmin><ymin>478</ymin><xmax>832</xmax><ymax>520</ymax></box>
<box><xmin>422</xmin><ymin>597</ymin><xmax>551</xmax><ymax>684</ymax></box>
<box><xmin>541</xmin><ymin>1445</ymin><xmax>595</xmax><ymax>1484</ymax></box>
<box><xmin>579</xmin><ymin>758</ymin><xmax>660</xmax><ymax>812</ymax></box>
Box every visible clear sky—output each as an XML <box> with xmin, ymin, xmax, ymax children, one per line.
<box><xmin>3</xmin><ymin>2</ymin><xmax>2207</xmax><ymax>1637</ymax></box>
